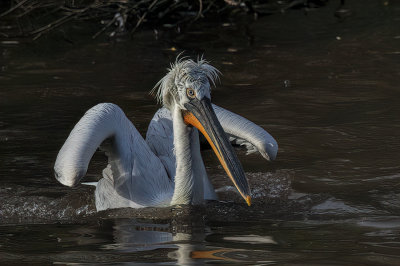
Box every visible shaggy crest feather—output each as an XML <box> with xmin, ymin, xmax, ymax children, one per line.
<box><xmin>152</xmin><ymin>56</ymin><xmax>220</xmax><ymax>108</ymax></box>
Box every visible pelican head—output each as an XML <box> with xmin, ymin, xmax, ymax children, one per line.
<box><xmin>153</xmin><ymin>57</ymin><xmax>219</xmax><ymax>110</ymax></box>
<box><xmin>153</xmin><ymin>58</ymin><xmax>252</xmax><ymax>206</ymax></box>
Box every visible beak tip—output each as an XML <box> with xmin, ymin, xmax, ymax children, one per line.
<box><xmin>245</xmin><ymin>196</ymin><xmax>252</xmax><ymax>206</ymax></box>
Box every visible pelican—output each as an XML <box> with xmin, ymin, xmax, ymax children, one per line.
<box><xmin>54</xmin><ymin>58</ymin><xmax>278</xmax><ymax>211</ymax></box>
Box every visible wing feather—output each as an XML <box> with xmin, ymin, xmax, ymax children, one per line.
<box><xmin>212</xmin><ymin>104</ymin><xmax>278</xmax><ymax>161</ymax></box>
<box><xmin>54</xmin><ymin>103</ymin><xmax>173</xmax><ymax>209</ymax></box>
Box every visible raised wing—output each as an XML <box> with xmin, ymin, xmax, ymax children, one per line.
<box><xmin>54</xmin><ymin>103</ymin><xmax>173</xmax><ymax>210</ymax></box>
<box><xmin>212</xmin><ymin>104</ymin><xmax>278</xmax><ymax>161</ymax></box>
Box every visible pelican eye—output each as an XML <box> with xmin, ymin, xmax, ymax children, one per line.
<box><xmin>186</xmin><ymin>88</ymin><xmax>196</xmax><ymax>99</ymax></box>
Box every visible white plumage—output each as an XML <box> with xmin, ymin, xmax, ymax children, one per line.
<box><xmin>54</xmin><ymin>58</ymin><xmax>278</xmax><ymax>211</ymax></box>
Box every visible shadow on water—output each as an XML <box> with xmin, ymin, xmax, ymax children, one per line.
<box><xmin>1</xmin><ymin>0</ymin><xmax>400</xmax><ymax>264</ymax></box>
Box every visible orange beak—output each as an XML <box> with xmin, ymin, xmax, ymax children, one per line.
<box><xmin>183</xmin><ymin>97</ymin><xmax>251</xmax><ymax>206</ymax></box>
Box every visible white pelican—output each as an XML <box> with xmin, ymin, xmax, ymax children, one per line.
<box><xmin>54</xmin><ymin>58</ymin><xmax>278</xmax><ymax>211</ymax></box>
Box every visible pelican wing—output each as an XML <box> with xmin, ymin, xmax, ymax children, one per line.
<box><xmin>145</xmin><ymin>108</ymin><xmax>176</xmax><ymax>180</ymax></box>
<box><xmin>54</xmin><ymin>103</ymin><xmax>173</xmax><ymax>210</ymax></box>
<box><xmin>212</xmin><ymin>104</ymin><xmax>278</xmax><ymax>161</ymax></box>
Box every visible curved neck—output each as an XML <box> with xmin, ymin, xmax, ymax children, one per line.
<box><xmin>170</xmin><ymin>106</ymin><xmax>204</xmax><ymax>205</ymax></box>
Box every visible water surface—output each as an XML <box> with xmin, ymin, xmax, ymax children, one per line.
<box><xmin>1</xmin><ymin>0</ymin><xmax>400</xmax><ymax>264</ymax></box>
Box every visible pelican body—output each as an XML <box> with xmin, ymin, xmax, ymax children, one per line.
<box><xmin>54</xmin><ymin>58</ymin><xmax>278</xmax><ymax>211</ymax></box>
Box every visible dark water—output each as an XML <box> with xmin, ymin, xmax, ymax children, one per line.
<box><xmin>1</xmin><ymin>0</ymin><xmax>400</xmax><ymax>264</ymax></box>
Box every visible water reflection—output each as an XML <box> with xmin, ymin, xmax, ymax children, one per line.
<box><xmin>103</xmin><ymin>219</ymin><xmax>240</xmax><ymax>264</ymax></box>
<box><xmin>223</xmin><ymin>234</ymin><xmax>277</xmax><ymax>244</ymax></box>
<box><xmin>114</xmin><ymin>220</ymin><xmax>171</xmax><ymax>246</ymax></box>
<box><xmin>105</xmin><ymin>219</ymin><xmax>174</xmax><ymax>252</ymax></box>
<box><xmin>94</xmin><ymin>218</ymin><xmax>250</xmax><ymax>264</ymax></box>
<box><xmin>101</xmin><ymin>219</ymin><xmax>282</xmax><ymax>264</ymax></box>
<box><xmin>1</xmin><ymin>216</ymin><xmax>400</xmax><ymax>264</ymax></box>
